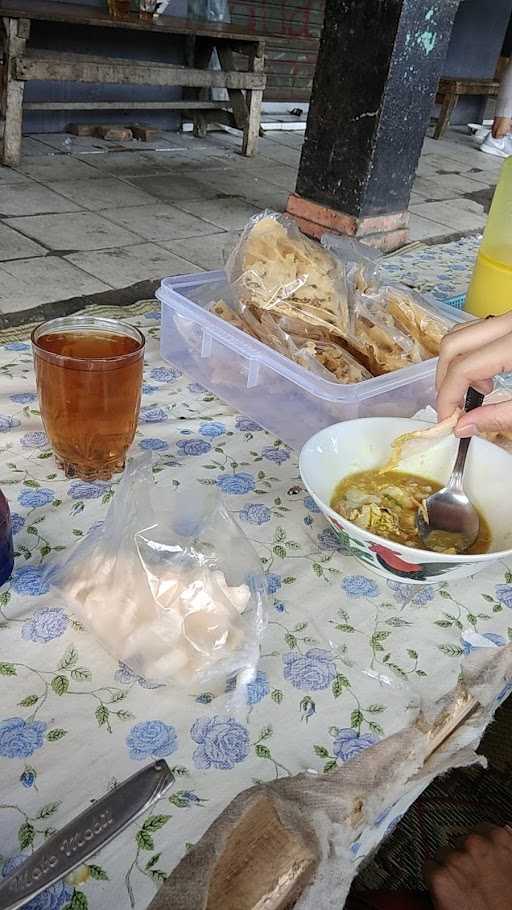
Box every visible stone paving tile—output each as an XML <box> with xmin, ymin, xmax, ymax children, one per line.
<box><xmin>15</xmin><ymin>155</ymin><xmax>102</xmax><ymax>182</ymax></box>
<box><xmin>409</xmin><ymin>198</ymin><xmax>486</xmax><ymax>232</ymax></box>
<box><xmin>408</xmin><ymin>214</ymin><xmax>452</xmax><ymax>241</ymax></box>
<box><xmin>413</xmin><ymin>172</ymin><xmax>492</xmax><ymax>201</ymax></box>
<box><xmin>0</xmin><ymin>256</ymin><xmax>109</xmax><ymax>311</ymax></box>
<box><xmin>0</xmin><ymin>167</ymin><xmax>34</xmax><ymax>187</ymax></box>
<box><xmin>172</xmin><ymin>197</ymin><xmax>263</xmax><ymax>231</ymax></box>
<box><xmin>65</xmin><ymin>242</ymin><xmax>202</xmax><ymax>288</ymax></box>
<box><xmin>124</xmin><ymin>173</ymin><xmax>221</xmax><ymax>204</ymax></box>
<box><xmin>0</xmin><ymin>183</ymin><xmax>80</xmax><ymax>217</ymax></box>
<box><xmin>0</xmin><ymin>223</ymin><xmax>46</xmax><ymax>261</ymax></box>
<box><xmin>5</xmin><ymin>211</ymin><xmax>141</xmax><ymax>251</ymax></box>
<box><xmin>161</xmin><ymin>231</ymin><xmax>241</xmax><ymax>271</ymax></box>
<box><xmin>98</xmin><ymin>202</ymin><xmax>224</xmax><ymax>242</ymax></box>
<box><xmin>46</xmin><ymin>177</ymin><xmax>157</xmax><ymax>211</ymax></box>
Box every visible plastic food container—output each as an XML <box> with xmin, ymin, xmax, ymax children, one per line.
<box><xmin>157</xmin><ymin>271</ymin><xmax>472</xmax><ymax>451</ymax></box>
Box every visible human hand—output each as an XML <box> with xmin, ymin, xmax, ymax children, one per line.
<box><xmin>425</xmin><ymin>825</ymin><xmax>512</xmax><ymax>910</ymax></box>
<box><xmin>492</xmin><ymin>116</ymin><xmax>512</xmax><ymax>138</ymax></box>
<box><xmin>436</xmin><ymin>311</ymin><xmax>512</xmax><ymax>437</ymax></box>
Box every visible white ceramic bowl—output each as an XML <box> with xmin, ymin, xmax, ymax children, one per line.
<box><xmin>299</xmin><ymin>417</ymin><xmax>512</xmax><ymax>585</ymax></box>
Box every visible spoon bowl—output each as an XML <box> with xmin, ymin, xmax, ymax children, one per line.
<box><xmin>416</xmin><ymin>388</ymin><xmax>484</xmax><ymax>553</ymax></box>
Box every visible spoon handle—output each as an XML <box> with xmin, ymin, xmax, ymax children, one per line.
<box><xmin>449</xmin><ymin>387</ymin><xmax>485</xmax><ymax>489</ymax></box>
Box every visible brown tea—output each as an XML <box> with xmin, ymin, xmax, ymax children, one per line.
<box><xmin>33</xmin><ymin>325</ymin><xmax>144</xmax><ymax>481</ymax></box>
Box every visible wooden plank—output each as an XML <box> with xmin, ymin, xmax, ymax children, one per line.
<box><xmin>217</xmin><ymin>45</ymin><xmax>249</xmax><ymax>131</ymax></box>
<box><xmin>23</xmin><ymin>100</ymin><xmax>232</xmax><ymax>110</ymax></box>
<box><xmin>0</xmin><ymin>0</ymin><xmax>265</xmax><ymax>43</ymax></box>
<box><xmin>243</xmin><ymin>45</ymin><xmax>264</xmax><ymax>156</ymax></box>
<box><xmin>0</xmin><ymin>17</ymin><xmax>29</xmax><ymax>167</ymax></box>
<box><xmin>16</xmin><ymin>50</ymin><xmax>266</xmax><ymax>91</ymax></box>
<box><xmin>438</xmin><ymin>77</ymin><xmax>499</xmax><ymax>95</ymax></box>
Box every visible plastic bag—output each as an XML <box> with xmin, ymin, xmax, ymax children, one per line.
<box><xmin>53</xmin><ymin>456</ymin><xmax>268</xmax><ymax>690</ymax></box>
<box><xmin>225</xmin><ymin>212</ymin><xmax>350</xmax><ymax>336</ymax></box>
<box><xmin>383</xmin><ymin>285</ymin><xmax>454</xmax><ymax>358</ymax></box>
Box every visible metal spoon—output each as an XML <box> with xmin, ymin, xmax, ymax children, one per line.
<box><xmin>416</xmin><ymin>387</ymin><xmax>485</xmax><ymax>553</ymax></box>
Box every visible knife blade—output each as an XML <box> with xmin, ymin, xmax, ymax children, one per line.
<box><xmin>0</xmin><ymin>760</ymin><xmax>174</xmax><ymax>910</ymax></box>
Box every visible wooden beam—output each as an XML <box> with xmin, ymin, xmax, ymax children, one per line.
<box><xmin>0</xmin><ymin>0</ymin><xmax>265</xmax><ymax>45</ymax></box>
<box><xmin>15</xmin><ymin>50</ymin><xmax>266</xmax><ymax>90</ymax></box>
<box><xmin>0</xmin><ymin>17</ymin><xmax>30</xmax><ymax>167</ymax></box>
<box><xmin>23</xmin><ymin>100</ymin><xmax>233</xmax><ymax>110</ymax></box>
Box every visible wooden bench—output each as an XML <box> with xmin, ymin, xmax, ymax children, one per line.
<box><xmin>0</xmin><ymin>0</ymin><xmax>267</xmax><ymax>167</ymax></box>
<box><xmin>434</xmin><ymin>77</ymin><xmax>499</xmax><ymax>139</ymax></box>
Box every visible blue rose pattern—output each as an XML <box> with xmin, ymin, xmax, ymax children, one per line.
<box><xmin>11</xmin><ymin>513</ymin><xmax>24</xmax><ymax>535</ymax></box>
<box><xmin>246</xmin><ymin>671</ymin><xmax>270</xmax><ymax>705</ymax></box>
<box><xmin>239</xmin><ymin>503</ymin><xmax>272</xmax><ymax>525</ymax></box>
<box><xmin>68</xmin><ymin>481</ymin><xmax>108</xmax><ymax>500</ymax></box>
<box><xmin>191</xmin><ymin>716</ymin><xmax>249</xmax><ymax>770</ymax></box>
<box><xmin>4</xmin><ymin>341</ymin><xmax>29</xmax><ymax>351</ymax></box>
<box><xmin>199</xmin><ymin>422</ymin><xmax>225</xmax><ymax>438</ymax></box>
<box><xmin>304</xmin><ymin>496</ymin><xmax>320</xmax><ymax>513</ymax></box>
<box><xmin>235</xmin><ymin>416</ymin><xmax>262</xmax><ymax>432</ymax></box>
<box><xmin>317</xmin><ymin>527</ymin><xmax>344</xmax><ymax>552</ymax></box>
<box><xmin>150</xmin><ymin>367</ymin><xmax>182</xmax><ymax>382</ymax></box>
<box><xmin>216</xmin><ymin>472</ymin><xmax>255</xmax><ymax>495</ymax></box>
<box><xmin>496</xmin><ymin>584</ymin><xmax>512</xmax><ymax>609</ymax></box>
<box><xmin>115</xmin><ymin>663</ymin><xmax>162</xmax><ymax>690</ymax></box>
<box><xmin>177</xmin><ymin>438</ymin><xmax>211</xmax><ymax>456</ymax></box>
<box><xmin>12</xmin><ymin>565</ymin><xmax>51</xmax><ymax>597</ymax></box>
<box><xmin>0</xmin><ymin>415</ymin><xmax>20</xmax><ymax>431</ymax></box>
<box><xmin>139</xmin><ymin>407</ymin><xmax>168</xmax><ymax>424</ymax></box>
<box><xmin>332</xmin><ymin>728</ymin><xmax>378</xmax><ymax>762</ymax></box>
<box><xmin>283</xmin><ymin>649</ymin><xmax>337</xmax><ymax>691</ymax></box>
<box><xmin>266</xmin><ymin>574</ymin><xmax>282</xmax><ymax>595</ymax></box>
<box><xmin>139</xmin><ymin>437</ymin><xmax>169</xmax><ymax>451</ymax></box>
<box><xmin>22</xmin><ymin>608</ymin><xmax>69</xmax><ymax>642</ymax></box>
<box><xmin>18</xmin><ymin>489</ymin><xmax>55</xmax><ymax>508</ymax></box>
<box><xmin>20</xmin><ymin>431</ymin><xmax>48</xmax><ymax>449</ymax></box>
<box><xmin>0</xmin><ymin>717</ymin><xmax>47</xmax><ymax>758</ymax></box>
<box><xmin>261</xmin><ymin>446</ymin><xmax>289</xmax><ymax>464</ymax></box>
<box><xmin>342</xmin><ymin>576</ymin><xmax>380</xmax><ymax>599</ymax></box>
<box><xmin>10</xmin><ymin>393</ymin><xmax>36</xmax><ymax>404</ymax></box>
<box><xmin>126</xmin><ymin>720</ymin><xmax>178</xmax><ymax>760</ymax></box>
<box><xmin>387</xmin><ymin>581</ymin><xmax>435</xmax><ymax>607</ymax></box>
<box><xmin>2</xmin><ymin>854</ymin><xmax>72</xmax><ymax>909</ymax></box>
<box><xmin>20</xmin><ymin>768</ymin><xmax>35</xmax><ymax>788</ymax></box>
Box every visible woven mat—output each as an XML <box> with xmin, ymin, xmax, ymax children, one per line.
<box><xmin>0</xmin><ymin>301</ymin><xmax>157</xmax><ymax>345</ymax></box>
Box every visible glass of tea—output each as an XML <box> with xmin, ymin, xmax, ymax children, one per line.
<box><xmin>32</xmin><ymin>316</ymin><xmax>145</xmax><ymax>481</ymax></box>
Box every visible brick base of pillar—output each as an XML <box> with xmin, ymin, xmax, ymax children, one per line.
<box><xmin>286</xmin><ymin>193</ymin><xmax>409</xmax><ymax>252</ymax></box>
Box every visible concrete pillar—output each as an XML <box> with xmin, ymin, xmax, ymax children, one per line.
<box><xmin>287</xmin><ymin>0</ymin><xmax>460</xmax><ymax>250</ymax></box>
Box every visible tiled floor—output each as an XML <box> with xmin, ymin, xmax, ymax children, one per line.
<box><xmin>0</xmin><ymin>126</ymin><xmax>501</xmax><ymax>313</ymax></box>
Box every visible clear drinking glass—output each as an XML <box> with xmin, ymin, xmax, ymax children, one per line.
<box><xmin>32</xmin><ymin>316</ymin><xmax>145</xmax><ymax>481</ymax></box>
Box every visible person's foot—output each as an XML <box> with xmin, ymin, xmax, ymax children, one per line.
<box><xmin>480</xmin><ymin>133</ymin><xmax>512</xmax><ymax>158</ymax></box>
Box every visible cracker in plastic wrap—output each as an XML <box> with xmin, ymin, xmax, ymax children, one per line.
<box><xmin>226</xmin><ymin>212</ymin><xmax>350</xmax><ymax>336</ymax></box>
<box><xmin>385</xmin><ymin>287</ymin><xmax>452</xmax><ymax>357</ymax></box>
<box><xmin>295</xmin><ymin>340</ymin><xmax>372</xmax><ymax>384</ymax></box>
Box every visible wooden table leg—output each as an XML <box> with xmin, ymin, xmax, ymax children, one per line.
<box><xmin>434</xmin><ymin>91</ymin><xmax>458</xmax><ymax>140</ymax></box>
<box><xmin>216</xmin><ymin>43</ymin><xmax>249</xmax><ymax>138</ymax></box>
<box><xmin>242</xmin><ymin>42</ymin><xmax>264</xmax><ymax>157</ymax></box>
<box><xmin>0</xmin><ymin>17</ymin><xmax>29</xmax><ymax>167</ymax></box>
<box><xmin>217</xmin><ymin>41</ymin><xmax>264</xmax><ymax>157</ymax></box>
<box><xmin>185</xmin><ymin>36</ymin><xmax>215</xmax><ymax>139</ymax></box>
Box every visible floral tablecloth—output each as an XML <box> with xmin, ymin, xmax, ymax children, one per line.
<box><xmin>0</xmin><ymin>302</ymin><xmax>511</xmax><ymax>910</ymax></box>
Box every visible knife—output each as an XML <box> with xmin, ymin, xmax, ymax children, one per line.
<box><xmin>0</xmin><ymin>760</ymin><xmax>174</xmax><ymax>910</ymax></box>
